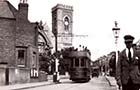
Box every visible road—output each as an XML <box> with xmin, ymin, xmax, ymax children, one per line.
<box><xmin>22</xmin><ymin>76</ymin><xmax>117</xmax><ymax>90</ymax></box>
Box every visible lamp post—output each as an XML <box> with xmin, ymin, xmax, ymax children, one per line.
<box><xmin>112</xmin><ymin>21</ymin><xmax>120</xmax><ymax>67</ymax></box>
<box><xmin>52</xmin><ymin>29</ymin><xmax>60</xmax><ymax>83</ymax></box>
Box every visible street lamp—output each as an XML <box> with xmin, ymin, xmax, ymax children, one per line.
<box><xmin>52</xmin><ymin>28</ymin><xmax>60</xmax><ymax>83</ymax></box>
<box><xmin>112</xmin><ymin>21</ymin><xmax>120</xmax><ymax>67</ymax></box>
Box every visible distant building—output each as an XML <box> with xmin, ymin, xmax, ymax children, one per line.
<box><xmin>52</xmin><ymin>4</ymin><xmax>73</xmax><ymax>51</ymax></box>
<box><xmin>37</xmin><ymin>21</ymin><xmax>54</xmax><ymax>75</ymax></box>
<box><xmin>37</xmin><ymin>21</ymin><xmax>53</xmax><ymax>55</ymax></box>
<box><xmin>135</xmin><ymin>39</ymin><xmax>140</xmax><ymax>50</ymax></box>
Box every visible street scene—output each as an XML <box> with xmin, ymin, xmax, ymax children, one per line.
<box><xmin>1</xmin><ymin>76</ymin><xmax>117</xmax><ymax>90</ymax></box>
<box><xmin>1</xmin><ymin>0</ymin><xmax>140</xmax><ymax>90</ymax></box>
<box><xmin>23</xmin><ymin>77</ymin><xmax>116</xmax><ymax>90</ymax></box>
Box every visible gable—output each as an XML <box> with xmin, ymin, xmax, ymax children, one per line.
<box><xmin>0</xmin><ymin>1</ymin><xmax>17</xmax><ymax>19</ymax></box>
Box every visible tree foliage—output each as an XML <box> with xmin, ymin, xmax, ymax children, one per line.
<box><xmin>39</xmin><ymin>51</ymin><xmax>53</xmax><ymax>73</ymax></box>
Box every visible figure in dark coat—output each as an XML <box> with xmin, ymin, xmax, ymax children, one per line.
<box><xmin>116</xmin><ymin>35</ymin><xmax>140</xmax><ymax>90</ymax></box>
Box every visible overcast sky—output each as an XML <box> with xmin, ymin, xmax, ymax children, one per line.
<box><xmin>8</xmin><ymin>0</ymin><xmax>140</xmax><ymax>60</ymax></box>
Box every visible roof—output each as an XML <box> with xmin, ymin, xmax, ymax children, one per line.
<box><xmin>0</xmin><ymin>1</ymin><xmax>17</xmax><ymax>19</ymax></box>
<box><xmin>64</xmin><ymin>51</ymin><xmax>91</xmax><ymax>58</ymax></box>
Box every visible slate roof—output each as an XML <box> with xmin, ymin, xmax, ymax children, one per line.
<box><xmin>0</xmin><ymin>0</ymin><xmax>18</xmax><ymax>19</ymax></box>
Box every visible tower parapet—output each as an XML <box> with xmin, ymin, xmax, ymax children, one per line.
<box><xmin>52</xmin><ymin>4</ymin><xmax>73</xmax><ymax>11</ymax></box>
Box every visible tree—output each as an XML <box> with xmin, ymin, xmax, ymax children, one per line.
<box><xmin>39</xmin><ymin>50</ymin><xmax>54</xmax><ymax>74</ymax></box>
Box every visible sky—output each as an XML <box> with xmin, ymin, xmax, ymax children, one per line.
<box><xmin>8</xmin><ymin>0</ymin><xmax>140</xmax><ymax>60</ymax></box>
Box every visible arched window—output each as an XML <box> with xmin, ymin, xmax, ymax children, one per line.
<box><xmin>64</xmin><ymin>17</ymin><xmax>70</xmax><ymax>31</ymax></box>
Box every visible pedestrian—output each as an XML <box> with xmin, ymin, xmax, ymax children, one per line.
<box><xmin>116</xmin><ymin>35</ymin><xmax>140</xmax><ymax>90</ymax></box>
<box><xmin>78</xmin><ymin>45</ymin><xmax>82</xmax><ymax>51</ymax></box>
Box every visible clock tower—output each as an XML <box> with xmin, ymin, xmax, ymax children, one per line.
<box><xmin>52</xmin><ymin>4</ymin><xmax>73</xmax><ymax>51</ymax></box>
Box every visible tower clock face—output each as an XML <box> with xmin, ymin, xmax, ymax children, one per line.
<box><xmin>63</xmin><ymin>16</ymin><xmax>70</xmax><ymax>31</ymax></box>
<box><xmin>64</xmin><ymin>20</ymin><xmax>69</xmax><ymax>25</ymax></box>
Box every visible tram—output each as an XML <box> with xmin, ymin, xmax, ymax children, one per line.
<box><xmin>66</xmin><ymin>50</ymin><xmax>91</xmax><ymax>82</ymax></box>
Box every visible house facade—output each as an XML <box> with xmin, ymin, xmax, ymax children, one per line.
<box><xmin>0</xmin><ymin>0</ymin><xmax>39</xmax><ymax>85</ymax></box>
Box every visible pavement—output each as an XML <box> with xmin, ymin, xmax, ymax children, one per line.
<box><xmin>0</xmin><ymin>75</ymin><xmax>70</xmax><ymax>90</ymax></box>
<box><xmin>0</xmin><ymin>75</ymin><xmax>117</xmax><ymax>90</ymax></box>
<box><xmin>105</xmin><ymin>75</ymin><xmax>117</xmax><ymax>86</ymax></box>
<box><xmin>0</xmin><ymin>80</ymin><xmax>54</xmax><ymax>90</ymax></box>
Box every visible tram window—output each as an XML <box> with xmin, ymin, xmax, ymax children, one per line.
<box><xmin>84</xmin><ymin>58</ymin><xmax>88</xmax><ymax>68</ymax></box>
<box><xmin>86</xmin><ymin>59</ymin><xmax>89</xmax><ymax>67</ymax></box>
<box><xmin>71</xmin><ymin>58</ymin><xmax>74</xmax><ymax>67</ymax></box>
<box><xmin>75</xmin><ymin>58</ymin><xmax>79</xmax><ymax>67</ymax></box>
<box><xmin>81</xmin><ymin>58</ymin><xmax>85</xmax><ymax>67</ymax></box>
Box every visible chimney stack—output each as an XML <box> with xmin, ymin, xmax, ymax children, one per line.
<box><xmin>18</xmin><ymin>0</ymin><xmax>28</xmax><ymax>20</ymax></box>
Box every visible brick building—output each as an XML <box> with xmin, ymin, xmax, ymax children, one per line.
<box><xmin>0</xmin><ymin>0</ymin><xmax>39</xmax><ymax>85</ymax></box>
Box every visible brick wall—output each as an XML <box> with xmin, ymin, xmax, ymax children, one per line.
<box><xmin>9</xmin><ymin>67</ymin><xmax>30</xmax><ymax>84</ymax></box>
<box><xmin>16</xmin><ymin>21</ymin><xmax>36</xmax><ymax>47</ymax></box>
<box><xmin>0</xmin><ymin>18</ymin><xmax>16</xmax><ymax>66</ymax></box>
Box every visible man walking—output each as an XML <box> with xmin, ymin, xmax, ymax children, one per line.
<box><xmin>116</xmin><ymin>35</ymin><xmax>140</xmax><ymax>90</ymax></box>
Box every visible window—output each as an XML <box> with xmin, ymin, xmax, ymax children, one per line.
<box><xmin>16</xmin><ymin>47</ymin><xmax>27</xmax><ymax>67</ymax></box>
<box><xmin>64</xmin><ymin>17</ymin><xmax>70</xmax><ymax>31</ymax></box>
<box><xmin>81</xmin><ymin>58</ymin><xmax>85</xmax><ymax>67</ymax></box>
<box><xmin>71</xmin><ymin>58</ymin><xmax>74</xmax><ymax>67</ymax></box>
<box><xmin>31</xmin><ymin>52</ymin><xmax>37</xmax><ymax>68</ymax></box>
<box><xmin>18</xmin><ymin>50</ymin><xmax>25</xmax><ymax>59</ymax></box>
<box><xmin>75</xmin><ymin>58</ymin><xmax>79</xmax><ymax>67</ymax></box>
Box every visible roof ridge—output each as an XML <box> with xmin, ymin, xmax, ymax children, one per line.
<box><xmin>0</xmin><ymin>1</ymin><xmax>17</xmax><ymax>19</ymax></box>
<box><xmin>6</xmin><ymin>0</ymin><xmax>18</xmax><ymax>17</ymax></box>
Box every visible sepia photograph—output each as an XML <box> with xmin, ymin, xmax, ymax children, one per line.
<box><xmin>0</xmin><ymin>0</ymin><xmax>140</xmax><ymax>90</ymax></box>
